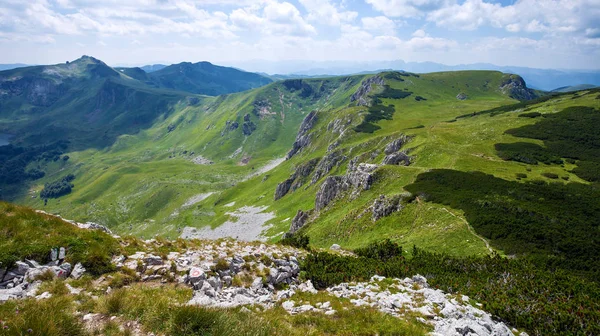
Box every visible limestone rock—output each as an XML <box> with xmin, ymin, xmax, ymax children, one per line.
<box><xmin>288</xmin><ymin>209</ymin><xmax>311</xmax><ymax>234</ymax></box>
<box><xmin>70</xmin><ymin>263</ymin><xmax>86</xmax><ymax>280</ymax></box>
<box><xmin>382</xmin><ymin>152</ymin><xmax>411</xmax><ymax>166</ymax></box>
<box><xmin>456</xmin><ymin>93</ymin><xmax>468</xmax><ymax>100</ymax></box>
<box><xmin>371</xmin><ymin>195</ymin><xmax>403</xmax><ymax>221</ymax></box>
<box><xmin>384</xmin><ymin>136</ymin><xmax>410</xmax><ymax>155</ymax></box>
<box><xmin>315</xmin><ymin>163</ymin><xmax>376</xmax><ymax>211</ymax></box>
<box><xmin>286</xmin><ymin>111</ymin><xmax>317</xmax><ymax>159</ymax></box>
<box><xmin>499</xmin><ymin>74</ymin><xmax>538</xmax><ymax>101</ymax></box>
<box><xmin>351</xmin><ymin>75</ymin><xmax>385</xmax><ymax>106</ymax></box>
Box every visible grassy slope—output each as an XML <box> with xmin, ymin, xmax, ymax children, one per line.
<box><xmin>19</xmin><ymin>76</ymin><xmax>364</xmax><ymax>238</ymax></box>
<box><xmin>13</xmin><ymin>70</ymin><xmax>598</xmax><ymax>259</ymax></box>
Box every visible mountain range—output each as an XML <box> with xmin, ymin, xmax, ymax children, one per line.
<box><xmin>3</xmin><ymin>59</ymin><xmax>599</xmax><ymax>91</ymax></box>
<box><xmin>1</xmin><ymin>55</ymin><xmax>599</xmax><ymax>335</ymax></box>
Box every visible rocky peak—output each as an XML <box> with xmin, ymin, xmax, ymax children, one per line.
<box><xmin>500</xmin><ymin>74</ymin><xmax>538</xmax><ymax>101</ymax></box>
<box><xmin>351</xmin><ymin>75</ymin><xmax>385</xmax><ymax>106</ymax></box>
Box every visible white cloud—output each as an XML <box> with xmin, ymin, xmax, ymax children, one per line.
<box><xmin>427</xmin><ymin>0</ymin><xmax>600</xmax><ymax>38</ymax></box>
<box><xmin>298</xmin><ymin>0</ymin><xmax>357</xmax><ymax>26</ymax></box>
<box><xmin>361</xmin><ymin>16</ymin><xmax>396</xmax><ymax>35</ymax></box>
<box><xmin>366</xmin><ymin>0</ymin><xmax>452</xmax><ymax>18</ymax></box>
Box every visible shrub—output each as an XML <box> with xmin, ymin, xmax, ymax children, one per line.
<box><xmin>515</xmin><ymin>173</ymin><xmax>527</xmax><ymax>179</ymax></box>
<box><xmin>518</xmin><ymin>112</ymin><xmax>541</xmax><ymax>118</ymax></box>
<box><xmin>279</xmin><ymin>233</ymin><xmax>310</xmax><ymax>249</ymax></box>
<box><xmin>41</xmin><ymin>174</ymin><xmax>76</xmax><ymax>199</ymax></box>
<box><xmin>542</xmin><ymin>172</ymin><xmax>559</xmax><ymax>179</ymax></box>
<box><xmin>213</xmin><ymin>258</ymin><xmax>229</xmax><ymax>272</ymax></box>
<box><xmin>354</xmin><ymin>239</ymin><xmax>402</xmax><ymax>261</ymax></box>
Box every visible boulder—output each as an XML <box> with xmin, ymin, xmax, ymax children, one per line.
<box><xmin>145</xmin><ymin>254</ymin><xmax>163</xmax><ymax>266</ymax></box>
<box><xmin>70</xmin><ymin>263</ymin><xmax>86</xmax><ymax>280</ymax></box>
<box><xmin>330</xmin><ymin>244</ymin><xmax>341</xmax><ymax>250</ymax></box>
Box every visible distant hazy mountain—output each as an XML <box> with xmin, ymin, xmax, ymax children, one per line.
<box><xmin>0</xmin><ymin>56</ymin><xmax>187</xmax><ymax>149</ymax></box>
<box><xmin>0</xmin><ymin>64</ymin><xmax>30</xmax><ymax>71</ymax></box>
<box><xmin>145</xmin><ymin>61</ymin><xmax>273</xmax><ymax>96</ymax></box>
<box><xmin>140</xmin><ymin>64</ymin><xmax>167</xmax><ymax>73</ymax></box>
<box><xmin>551</xmin><ymin>84</ymin><xmax>598</xmax><ymax>92</ymax></box>
<box><xmin>233</xmin><ymin>60</ymin><xmax>600</xmax><ymax>91</ymax></box>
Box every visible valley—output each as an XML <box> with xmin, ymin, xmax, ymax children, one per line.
<box><xmin>1</xmin><ymin>56</ymin><xmax>600</xmax><ymax>335</ymax></box>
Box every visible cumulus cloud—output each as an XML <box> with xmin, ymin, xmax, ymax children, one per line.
<box><xmin>366</xmin><ymin>0</ymin><xmax>452</xmax><ymax>18</ymax></box>
<box><xmin>298</xmin><ymin>0</ymin><xmax>358</xmax><ymax>26</ymax></box>
<box><xmin>361</xmin><ymin>16</ymin><xmax>396</xmax><ymax>35</ymax></box>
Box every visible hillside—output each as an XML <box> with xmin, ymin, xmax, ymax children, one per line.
<box><xmin>551</xmin><ymin>84</ymin><xmax>598</xmax><ymax>92</ymax></box>
<box><xmin>143</xmin><ymin>61</ymin><xmax>273</xmax><ymax>96</ymax></box>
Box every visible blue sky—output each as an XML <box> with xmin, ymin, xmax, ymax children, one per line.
<box><xmin>0</xmin><ymin>0</ymin><xmax>599</xmax><ymax>71</ymax></box>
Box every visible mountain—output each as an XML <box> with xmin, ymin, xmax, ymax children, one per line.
<box><xmin>145</xmin><ymin>61</ymin><xmax>273</xmax><ymax>95</ymax></box>
<box><xmin>234</xmin><ymin>59</ymin><xmax>600</xmax><ymax>91</ymax></box>
<box><xmin>1</xmin><ymin>62</ymin><xmax>599</xmax><ymax>334</ymax></box>
<box><xmin>0</xmin><ymin>63</ymin><xmax>30</xmax><ymax>71</ymax></box>
<box><xmin>551</xmin><ymin>84</ymin><xmax>598</xmax><ymax>92</ymax></box>
<box><xmin>0</xmin><ymin>56</ymin><xmax>188</xmax><ymax>150</ymax></box>
<box><xmin>140</xmin><ymin>64</ymin><xmax>167</xmax><ymax>72</ymax></box>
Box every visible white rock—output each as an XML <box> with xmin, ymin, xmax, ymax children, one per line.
<box><xmin>70</xmin><ymin>263</ymin><xmax>86</xmax><ymax>280</ymax></box>
<box><xmin>330</xmin><ymin>244</ymin><xmax>341</xmax><ymax>250</ymax></box>
<box><xmin>282</xmin><ymin>300</ymin><xmax>295</xmax><ymax>311</ymax></box>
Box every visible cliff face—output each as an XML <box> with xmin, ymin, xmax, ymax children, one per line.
<box><xmin>500</xmin><ymin>74</ymin><xmax>538</xmax><ymax>101</ymax></box>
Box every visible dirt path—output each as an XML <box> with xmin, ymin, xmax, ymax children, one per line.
<box><xmin>440</xmin><ymin>207</ymin><xmax>493</xmax><ymax>254</ymax></box>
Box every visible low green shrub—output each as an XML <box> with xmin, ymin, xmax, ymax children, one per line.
<box><xmin>279</xmin><ymin>233</ymin><xmax>310</xmax><ymax>249</ymax></box>
<box><xmin>354</xmin><ymin>239</ymin><xmax>402</xmax><ymax>261</ymax></box>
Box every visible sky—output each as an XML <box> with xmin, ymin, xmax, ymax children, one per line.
<box><xmin>0</xmin><ymin>0</ymin><xmax>599</xmax><ymax>72</ymax></box>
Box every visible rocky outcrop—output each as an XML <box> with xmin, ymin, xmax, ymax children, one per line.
<box><xmin>383</xmin><ymin>152</ymin><xmax>411</xmax><ymax>166</ymax></box>
<box><xmin>351</xmin><ymin>75</ymin><xmax>385</xmax><ymax>106</ymax></box>
<box><xmin>286</xmin><ymin>111</ymin><xmax>318</xmax><ymax>159</ymax></box>
<box><xmin>384</xmin><ymin>135</ymin><xmax>410</xmax><ymax>155</ymax></box>
<box><xmin>456</xmin><ymin>93</ymin><xmax>468</xmax><ymax>100</ymax></box>
<box><xmin>370</xmin><ymin>194</ymin><xmax>403</xmax><ymax>221</ymax></box>
<box><xmin>274</xmin><ymin>178</ymin><xmax>294</xmax><ymax>201</ymax></box>
<box><xmin>315</xmin><ymin>163</ymin><xmax>377</xmax><ymax>211</ymax></box>
<box><xmin>274</xmin><ymin>158</ymin><xmax>320</xmax><ymax>200</ymax></box>
<box><xmin>382</xmin><ymin>136</ymin><xmax>412</xmax><ymax>166</ymax></box>
<box><xmin>311</xmin><ymin>151</ymin><xmax>346</xmax><ymax>184</ymax></box>
<box><xmin>500</xmin><ymin>74</ymin><xmax>538</xmax><ymax>101</ymax></box>
<box><xmin>289</xmin><ymin>210</ymin><xmax>311</xmax><ymax>234</ymax></box>
<box><xmin>328</xmin><ymin>275</ymin><xmax>520</xmax><ymax>336</ymax></box>
<box><xmin>242</xmin><ymin>114</ymin><xmax>256</xmax><ymax>136</ymax></box>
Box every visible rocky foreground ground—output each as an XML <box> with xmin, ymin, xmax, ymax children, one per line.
<box><xmin>0</xmin><ymin>233</ymin><xmax>526</xmax><ymax>336</ymax></box>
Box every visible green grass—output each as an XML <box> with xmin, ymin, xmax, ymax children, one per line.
<box><xmin>0</xmin><ymin>202</ymin><xmax>119</xmax><ymax>273</ymax></box>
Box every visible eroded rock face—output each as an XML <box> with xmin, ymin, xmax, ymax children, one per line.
<box><xmin>500</xmin><ymin>74</ymin><xmax>538</xmax><ymax>101</ymax></box>
<box><xmin>274</xmin><ymin>178</ymin><xmax>294</xmax><ymax>201</ymax></box>
<box><xmin>382</xmin><ymin>136</ymin><xmax>412</xmax><ymax>166</ymax></box>
<box><xmin>315</xmin><ymin>163</ymin><xmax>377</xmax><ymax>211</ymax></box>
<box><xmin>289</xmin><ymin>210</ymin><xmax>311</xmax><ymax>234</ymax></box>
<box><xmin>274</xmin><ymin>158</ymin><xmax>320</xmax><ymax>200</ymax></box>
<box><xmin>286</xmin><ymin>111</ymin><xmax>318</xmax><ymax>159</ymax></box>
<box><xmin>370</xmin><ymin>194</ymin><xmax>403</xmax><ymax>221</ymax></box>
<box><xmin>351</xmin><ymin>75</ymin><xmax>385</xmax><ymax>106</ymax></box>
<box><xmin>311</xmin><ymin>150</ymin><xmax>347</xmax><ymax>185</ymax></box>
<box><xmin>383</xmin><ymin>152</ymin><xmax>411</xmax><ymax>166</ymax></box>
<box><xmin>384</xmin><ymin>136</ymin><xmax>410</xmax><ymax>155</ymax></box>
